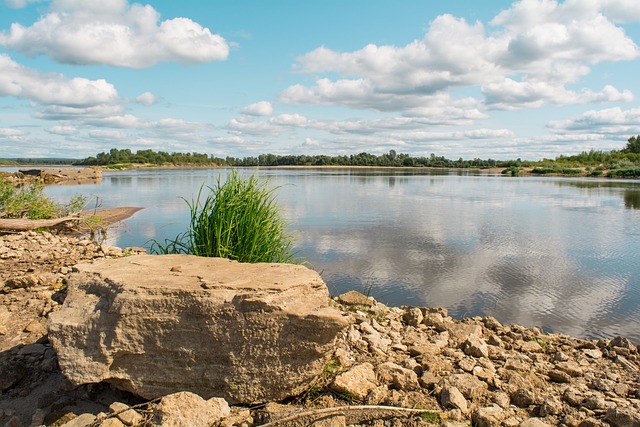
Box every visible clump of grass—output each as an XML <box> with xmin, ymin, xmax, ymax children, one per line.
<box><xmin>0</xmin><ymin>178</ymin><xmax>63</xmax><ymax>219</ymax></box>
<box><xmin>151</xmin><ymin>170</ymin><xmax>298</xmax><ymax>263</ymax></box>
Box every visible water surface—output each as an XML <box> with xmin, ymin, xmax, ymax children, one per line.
<box><xmin>39</xmin><ymin>167</ymin><xmax>640</xmax><ymax>342</ymax></box>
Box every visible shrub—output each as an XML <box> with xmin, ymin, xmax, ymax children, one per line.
<box><xmin>0</xmin><ymin>178</ymin><xmax>63</xmax><ymax>219</ymax></box>
<box><xmin>151</xmin><ymin>170</ymin><xmax>298</xmax><ymax>263</ymax></box>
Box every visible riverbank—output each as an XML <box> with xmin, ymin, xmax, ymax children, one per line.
<box><xmin>0</xmin><ymin>231</ymin><xmax>639</xmax><ymax>426</ymax></box>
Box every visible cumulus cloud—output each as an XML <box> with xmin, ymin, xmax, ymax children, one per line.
<box><xmin>282</xmin><ymin>0</ymin><xmax>638</xmax><ymax>114</ymax></box>
<box><xmin>0</xmin><ymin>0</ymin><xmax>229</xmax><ymax>68</ymax></box>
<box><xmin>89</xmin><ymin>129</ymin><xmax>127</xmax><ymax>139</ymax></box>
<box><xmin>4</xmin><ymin>0</ymin><xmax>41</xmax><ymax>8</ymax></box>
<box><xmin>46</xmin><ymin>126</ymin><xmax>78</xmax><ymax>135</ymax></box>
<box><xmin>242</xmin><ymin>101</ymin><xmax>273</xmax><ymax>116</ymax></box>
<box><xmin>548</xmin><ymin>107</ymin><xmax>640</xmax><ymax>135</ymax></box>
<box><xmin>0</xmin><ymin>128</ymin><xmax>27</xmax><ymax>137</ymax></box>
<box><xmin>135</xmin><ymin>92</ymin><xmax>156</xmax><ymax>106</ymax></box>
<box><xmin>0</xmin><ymin>54</ymin><xmax>119</xmax><ymax>107</ymax></box>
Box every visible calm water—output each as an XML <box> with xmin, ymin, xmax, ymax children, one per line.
<box><xmin>38</xmin><ymin>167</ymin><xmax>640</xmax><ymax>343</ymax></box>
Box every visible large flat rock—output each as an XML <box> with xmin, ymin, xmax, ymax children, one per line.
<box><xmin>48</xmin><ymin>254</ymin><xmax>349</xmax><ymax>404</ymax></box>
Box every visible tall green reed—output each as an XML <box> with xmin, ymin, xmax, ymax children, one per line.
<box><xmin>150</xmin><ymin>170</ymin><xmax>298</xmax><ymax>263</ymax></box>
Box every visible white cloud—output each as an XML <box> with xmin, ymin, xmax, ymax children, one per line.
<box><xmin>0</xmin><ymin>128</ymin><xmax>27</xmax><ymax>137</ymax></box>
<box><xmin>135</xmin><ymin>92</ymin><xmax>156</xmax><ymax>106</ymax></box>
<box><xmin>483</xmin><ymin>80</ymin><xmax>634</xmax><ymax>110</ymax></box>
<box><xmin>88</xmin><ymin>129</ymin><xmax>126</xmax><ymax>139</ymax></box>
<box><xmin>599</xmin><ymin>0</ymin><xmax>640</xmax><ymax>22</ymax></box>
<box><xmin>46</xmin><ymin>126</ymin><xmax>77</xmax><ymax>135</ymax></box>
<box><xmin>282</xmin><ymin>1</ymin><xmax>638</xmax><ymax>114</ymax></box>
<box><xmin>0</xmin><ymin>0</ymin><xmax>229</xmax><ymax>68</ymax></box>
<box><xmin>33</xmin><ymin>104</ymin><xmax>125</xmax><ymax>121</ymax></box>
<box><xmin>242</xmin><ymin>101</ymin><xmax>273</xmax><ymax>116</ymax></box>
<box><xmin>0</xmin><ymin>54</ymin><xmax>119</xmax><ymax>106</ymax></box>
<box><xmin>4</xmin><ymin>0</ymin><xmax>41</xmax><ymax>8</ymax></box>
<box><xmin>548</xmin><ymin>107</ymin><xmax>640</xmax><ymax>135</ymax></box>
<box><xmin>269</xmin><ymin>113</ymin><xmax>308</xmax><ymax>126</ymax></box>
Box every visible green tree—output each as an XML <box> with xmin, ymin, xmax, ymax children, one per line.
<box><xmin>624</xmin><ymin>136</ymin><xmax>640</xmax><ymax>154</ymax></box>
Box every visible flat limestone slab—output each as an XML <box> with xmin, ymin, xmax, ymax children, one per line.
<box><xmin>48</xmin><ymin>254</ymin><xmax>349</xmax><ymax>404</ymax></box>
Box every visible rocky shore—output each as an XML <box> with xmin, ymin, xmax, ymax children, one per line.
<box><xmin>1</xmin><ymin>232</ymin><xmax>639</xmax><ymax>427</ymax></box>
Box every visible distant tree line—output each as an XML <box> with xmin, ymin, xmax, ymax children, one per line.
<box><xmin>224</xmin><ymin>150</ymin><xmax>525</xmax><ymax>168</ymax></box>
<box><xmin>75</xmin><ymin>148</ymin><xmax>524</xmax><ymax>169</ymax></box>
<box><xmin>0</xmin><ymin>158</ymin><xmax>77</xmax><ymax>166</ymax></box>
<box><xmin>74</xmin><ymin>148</ymin><xmax>226</xmax><ymax>166</ymax></box>
<box><xmin>69</xmin><ymin>135</ymin><xmax>640</xmax><ymax>178</ymax></box>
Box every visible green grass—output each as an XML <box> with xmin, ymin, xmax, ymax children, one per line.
<box><xmin>0</xmin><ymin>178</ymin><xmax>63</xmax><ymax>219</ymax></box>
<box><xmin>151</xmin><ymin>170</ymin><xmax>299</xmax><ymax>263</ymax></box>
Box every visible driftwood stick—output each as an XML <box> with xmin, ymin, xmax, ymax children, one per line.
<box><xmin>257</xmin><ymin>405</ymin><xmax>442</xmax><ymax>426</ymax></box>
<box><xmin>0</xmin><ymin>215</ymin><xmax>81</xmax><ymax>231</ymax></box>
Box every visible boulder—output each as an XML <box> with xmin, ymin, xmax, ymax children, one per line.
<box><xmin>148</xmin><ymin>392</ymin><xmax>230</xmax><ymax>427</ymax></box>
<box><xmin>48</xmin><ymin>255</ymin><xmax>349</xmax><ymax>404</ymax></box>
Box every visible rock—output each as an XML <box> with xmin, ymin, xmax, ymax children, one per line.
<box><xmin>510</xmin><ymin>388</ymin><xmax>537</xmax><ymax>408</ymax></box>
<box><xmin>3</xmin><ymin>416</ymin><xmax>22</xmax><ymax>427</ymax></box>
<box><xmin>441</xmin><ymin>386</ymin><xmax>468</xmax><ymax>413</ymax></box>
<box><xmin>472</xmin><ymin>406</ymin><xmax>506</xmax><ymax>427</ymax></box>
<box><xmin>556</xmin><ymin>361</ymin><xmax>584</xmax><ymax>377</ymax></box>
<box><xmin>604</xmin><ymin>407</ymin><xmax>640</xmax><ymax>427</ymax></box>
<box><xmin>539</xmin><ymin>396</ymin><xmax>563</xmax><ymax>417</ymax></box>
<box><xmin>583</xmin><ymin>348</ymin><xmax>603</xmax><ymax>359</ymax></box>
<box><xmin>402</xmin><ymin>307</ymin><xmax>424</xmax><ymax>326</ymax></box>
<box><xmin>521</xmin><ymin>418</ymin><xmax>552</xmax><ymax>427</ymax></box>
<box><xmin>365</xmin><ymin>385</ymin><xmax>389</xmax><ymax>405</ymax></box>
<box><xmin>48</xmin><ymin>255</ymin><xmax>349</xmax><ymax>404</ymax></box>
<box><xmin>548</xmin><ymin>369</ymin><xmax>572</xmax><ymax>383</ymax></box>
<box><xmin>59</xmin><ymin>413</ymin><xmax>97</xmax><ymax>427</ymax></box>
<box><xmin>563</xmin><ymin>387</ymin><xmax>583</xmax><ymax>407</ymax></box>
<box><xmin>610</xmin><ymin>336</ymin><xmax>635</xmax><ymax>350</ymax></box>
<box><xmin>109</xmin><ymin>402</ymin><xmax>144</xmax><ymax>426</ymax></box>
<box><xmin>521</xmin><ymin>340</ymin><xmax>544</xmax><ymax>353</ymax></box>
<box><xmin>462</xmin><ymin>337</ymin><xmax>489</xmax><ymax>358</ymax></box>
<box><xmin>330</xmin><ymin>363</ymin><xmax>378</xmax><ymax>401</ymax></box>
<box><xmin>375</xmin><ymin>362</ymin><xmax>420</xmax><ymax>391</ymax></box>
<box><xmin>447</xmin><ymin>323</ymin><xmax>482</xmax><ymax>343</ymax></box>
<box><xmin>336</xmin><ymin>290</ymin><xmax>373</xmax><ymax>307</ymax></box>
<box><xmin>148</xmin><ymin>392</ymin><xmax>230</xmax><ymax>427</ymax></box>
<box><xmin>446</xmin><ymin>373</ymin><xmax>488</xmax><ymax>401</ymax></box>
<box><xmin>583</xmin><ymin>394</ymin><xmax>607</xmax><ymax>410</ymax></box>
<box><xmin>100</xmin><ymin>419</ymin><xmax>126</xmax><ymax>427</ymax></box>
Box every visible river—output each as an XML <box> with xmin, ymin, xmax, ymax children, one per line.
<box><xmin>39</xmin><ymin>167</ymin><xmax>640</xmax><ymax>342</ymax></box>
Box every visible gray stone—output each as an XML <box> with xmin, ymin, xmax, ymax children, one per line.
<box><xmin>48</xmin><ymin>255</ymin><xmax>349</xmax><ymax>404</ymax></box>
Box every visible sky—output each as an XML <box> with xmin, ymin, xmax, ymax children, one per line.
<box><xmin>0</xmin><ymin>0</ymin><xmax>639</xmax><ymax>161</ymax></box>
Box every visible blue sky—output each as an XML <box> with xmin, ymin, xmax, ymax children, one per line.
<box><xmin>0</xmin><ymin>0</ymin><xmax>639</xmax><ymax>160</ymax></box>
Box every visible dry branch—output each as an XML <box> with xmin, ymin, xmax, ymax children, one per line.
<box><xmin>257</xmin><ymin>405</ymin><xmax>443</xmax><ymax>426</ymax></box>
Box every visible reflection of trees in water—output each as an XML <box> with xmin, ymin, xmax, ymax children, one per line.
<box><xmin>624</xmin><ymin>190</ymin><xmax>640</xmax><ymax>210</ymax></box>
